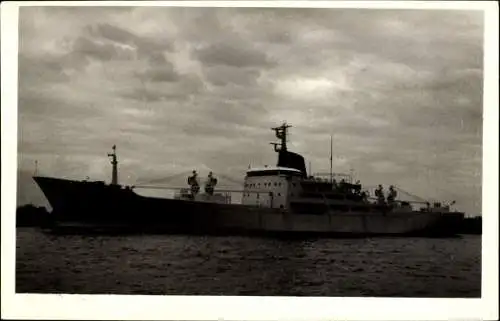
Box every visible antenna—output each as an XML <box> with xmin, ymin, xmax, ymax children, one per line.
<box><xmin>34</xmin><ymin>160</ymin><xmax>38</xmax><ymax>176</ymax></box>
<box><xmin>329</xmin><ymin>135</ymin><xmax>333</xmax><ymax>184</ymax></box>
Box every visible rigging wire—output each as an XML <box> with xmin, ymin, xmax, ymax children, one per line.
<box><xmin>214</xmin><ymin>172</ymin><xmax>243</xmax><ymax>186</ymax></box>
<box><xmin>134</xmin><ymin>169</ymin><xmax>242</xmax><ymax>187</ymax></box>
<box><xmin>360</xmin><ymin>185</ymin><xmax>432</xmax><ymax>203</ymax></box>
<box><xmin>135</xmin><ymin>170</ymin><xmax>192</xmax><ymax>186</ymax></box>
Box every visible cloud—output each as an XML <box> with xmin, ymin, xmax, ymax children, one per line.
<box><xmin>88</xmin><ymin>23</ymin><xmax>173</xmax><ymax>57</ymax></box>
<box><xmin>135</xmin><ymin>58</ymin><xmax>180</xmax><ymax>83</ymax></box>
<box><xmin>193</xmin><ymin>42</ymin><xmax>275</xmax><ymax>68</ymax></box>
<box><xmin>203</xmin><ymin>65</ymin><xmax>261</xmax><ymax>87</ymax></box>
<box><xmin>17</xmin><ymin>7</ymin><xmax>484</xmax><ymax>216</ymax></box>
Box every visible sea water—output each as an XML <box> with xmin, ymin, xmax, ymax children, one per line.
<box><xmin>16</xmin><ymin>228</ymin><xmax>481</xmax><ymax>297</ymax></box>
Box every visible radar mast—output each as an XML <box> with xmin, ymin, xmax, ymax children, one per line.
<box><xmin>270</xmin><ymin>122</ymin><xmax>292</xmax><ymax>153</ymax></box>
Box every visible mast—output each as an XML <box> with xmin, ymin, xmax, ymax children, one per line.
<box><xmin>330</xmin><ymin>135</ymin><xmax>333</xmax><ymax>184</ymax></box>
<box><xmin>108</xmin><ymin>145</ymin><xmax>118</xmax><ymax>185</ymax></box>
<box><xmin>270</xmin><ymin>122</ymin><xmax>292</xmax><ymax>153</ymax></box>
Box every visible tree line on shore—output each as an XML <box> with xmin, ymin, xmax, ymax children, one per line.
<box><xmin>15</xmin><ymin>204</ymin><xmax>483</xmax><ymax>234</ymax></box>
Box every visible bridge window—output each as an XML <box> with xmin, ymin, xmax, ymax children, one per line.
<box><xmin>278</xmin><ymin>193</ymin><xmax>281</xmax><ymax>196</ymax></box>
<box><xmin>274</xmin><ymin>182</ymin><xmax>277</xmax><ymax>186</ymax></box>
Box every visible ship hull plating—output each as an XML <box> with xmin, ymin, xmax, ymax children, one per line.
<box><xmin>34</xmin><ymin>176</ymin><xmax>464</xmax><ymax>237</ymax></box>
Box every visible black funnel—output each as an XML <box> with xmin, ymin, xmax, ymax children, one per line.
<box><xmin>277</xmin><ymin>150</ymin><xmax>307</xmax><ymax>177</ymax></box>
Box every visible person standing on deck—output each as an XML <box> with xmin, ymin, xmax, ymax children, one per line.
<box><xmin>387</xmin><ymin>185</ymin><xmax>397</xmax><ymax>206</ymax></box>
<box><xmin>375</xmin><ymin>185</ymin><xmax>385</xmax><ymax>205</ymax></box>
<box><xmin>339</xmin><ymin>178</ymin><xmax>346</xmax><ymax>193</ymax></box>
<box><xmin>205</xmin><ymin>171</ymin><xmax>218</xmax><ymax>196</ymax></box>
<box><xmin>361</xmin><ymin>191</ymin><xmax>369</xmax><ymax>203</ymax></box>
<box><xmin>187</xmin><ymin>170</ymin><xmax>200</xmax><ymax>197</ymax></box>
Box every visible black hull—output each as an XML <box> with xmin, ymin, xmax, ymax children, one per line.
<box><xmin>33</xmin><ymin>176</ymin><xmax>465</xmax><ymax>238</ymax></box>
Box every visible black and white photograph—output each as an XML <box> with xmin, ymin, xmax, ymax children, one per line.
<box><xmin>2</xmin><ymin>1</ymin><xmax>498</xmax><ymax>320</ymax></box>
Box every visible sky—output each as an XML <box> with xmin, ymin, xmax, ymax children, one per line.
<box><xmin>17</xmin><ymin>6</ymin><xmax>484</xmax><ymax>215</ymax></box>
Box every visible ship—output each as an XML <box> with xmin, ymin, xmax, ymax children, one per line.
<box><xmin>32</xmin><ymin>123</ymin><xmax>465</xmax><ymax>237</ymax></box>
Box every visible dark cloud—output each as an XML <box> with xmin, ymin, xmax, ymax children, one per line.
<box><xmin>203</xmin><ymin>65</ymin><xmax>261</xmax><ymax>87</ymax></box>
<box><xmin>72</xmin><ymin>36</ymin><xmax>121</xmax><ymax>61</ymax></box>
<box><xmin>18</xmin><ymin>55</ymin><xmax>70</xmax><ymax>83</ymax></box>
<box><xmin>135</xmin><ymin>59</ymin><xmax>180</xmax><ymax>83</ymax></box>
<box><xmin>193</xmin><ymin>42</ymin><xmax>275</xmax><ymax>68</ymax></box>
